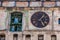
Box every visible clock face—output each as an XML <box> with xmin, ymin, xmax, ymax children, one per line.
<box><xmin>31</xmin><ymin>12</ymin><xmax>50</xmax><ymax>28</ymax></box>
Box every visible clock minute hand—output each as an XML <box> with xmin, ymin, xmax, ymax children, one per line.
<box><xmin>38</xmin><ymin>14</ymin><xmax>44</xmax><ymax>21</ymax></box>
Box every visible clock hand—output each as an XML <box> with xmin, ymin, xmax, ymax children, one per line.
<box><xmin>44</xmin><ymin>21</ymin><xmax>47</xmax><ymax>24</ymax></box>
<box><xmin>38</xmin><ymin>14</ymin><xmax>44</xmax><ymax>21</ymax></box>
<box><xmin>40</xmin><ymin>20</ymin><xmax>45</xmax><ymax>26</ymax></box>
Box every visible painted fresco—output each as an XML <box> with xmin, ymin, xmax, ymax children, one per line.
<box><xmin>56</xmin><ymin>2</ymin><xmax>60</xmax><ymax>6</ymax></box>
<box><xmin>0</xmin><ymin>10</ymin><xmax>7</xmax><ymax>30</ymax></box>
<box><xmin>2</xmin><ymin>1</ymin><xmax>15</xmax><ymax>7</ymax></box>
<box><xmin>16</xmin><ymin>2</ymin><xmax>28</xmax><ymax>7</ymax></box>
<box><xmin>43</xmin><ymin>2</ymin><xmax>55</xmax><ymax>7</ymax></box>
<box><xmin>30</xmin><ymin>2</ymin><xmax>42</xmax><ymax>7</ymax></box>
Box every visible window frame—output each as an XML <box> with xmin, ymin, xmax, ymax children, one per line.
<box><xmin>51</xmin><ymin>35</ymin><xmax>56</xmax><ymax>40</ymax></box>
<box><xmin>0</xmin><ymin>34</ymin><xmax>5</xmax><ymax>40</ymax></box>
<box><xmin>58</xmin><ymin>18</ymin><xmax>60</xmax><ymax>24</ymax></box>
<box><xmin>13</xmin><ymin>34</ymin><xmax>18</xmax><ymax>40</ymax></box>
<box><xmin>25</xmin><ymin>35</ymin><xmax>31</xmax><ymax>40</ymax></box>
<box><xmin>10</xmin><ymin>12</ymin><xmax>23</xmax><ymax>32</ymax></box>
<box><xmin>38</xmin><ymin>35</ymin><xmax>44</xmax><ymax>40</ymax></box>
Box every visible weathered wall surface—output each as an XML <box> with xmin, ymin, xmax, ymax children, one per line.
<box><xmin>0</xmin><ymin>1</ymin><xmax>60</xmax><ymax>40</ymax></box>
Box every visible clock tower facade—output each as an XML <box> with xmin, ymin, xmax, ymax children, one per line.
<box><xmin>0</xmin><ymin>0</ymin><xmax>60</xmax><ymax>40</ymax></box>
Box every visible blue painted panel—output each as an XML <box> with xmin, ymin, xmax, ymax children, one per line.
<box><xmin>14</xmin><ymin>17</ymin><xmax>19</xmax><ymax>24</ymax></box>
<box><xmin>58</xmin><ymin>19</ymin><xmax>60</xmax><ymax>24</ymax></box>
<box><xmin>10</xmin><ymin>12</ymin><xmax>23</xmax><ymax>32</ymax></box>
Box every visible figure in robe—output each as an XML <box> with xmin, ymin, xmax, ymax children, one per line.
<box><xmin>11</xmin><ymin>26</ymin><xmax>15</xmax><ymax>32</ymax></box>
<box><xmin>14</xmin><ymin>17</ymin><xmax>19</xmax><ymax>24</ymax></box>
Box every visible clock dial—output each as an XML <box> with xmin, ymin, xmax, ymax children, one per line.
<box><xmin>31</xmin><ymin>12</ymin><xmax>50</xmax><ymax>28</ymax></box>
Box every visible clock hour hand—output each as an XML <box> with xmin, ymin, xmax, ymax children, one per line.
<box><xmin>40</xmin><ymin>20</ymin><xmax>45</xmax><ymax>26</ymax></box>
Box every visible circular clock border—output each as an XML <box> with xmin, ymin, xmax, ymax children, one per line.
<box><xmin>31</xmin><ymin>11</ymin><xmax>50</xmax><ymax>28</ymax></box>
